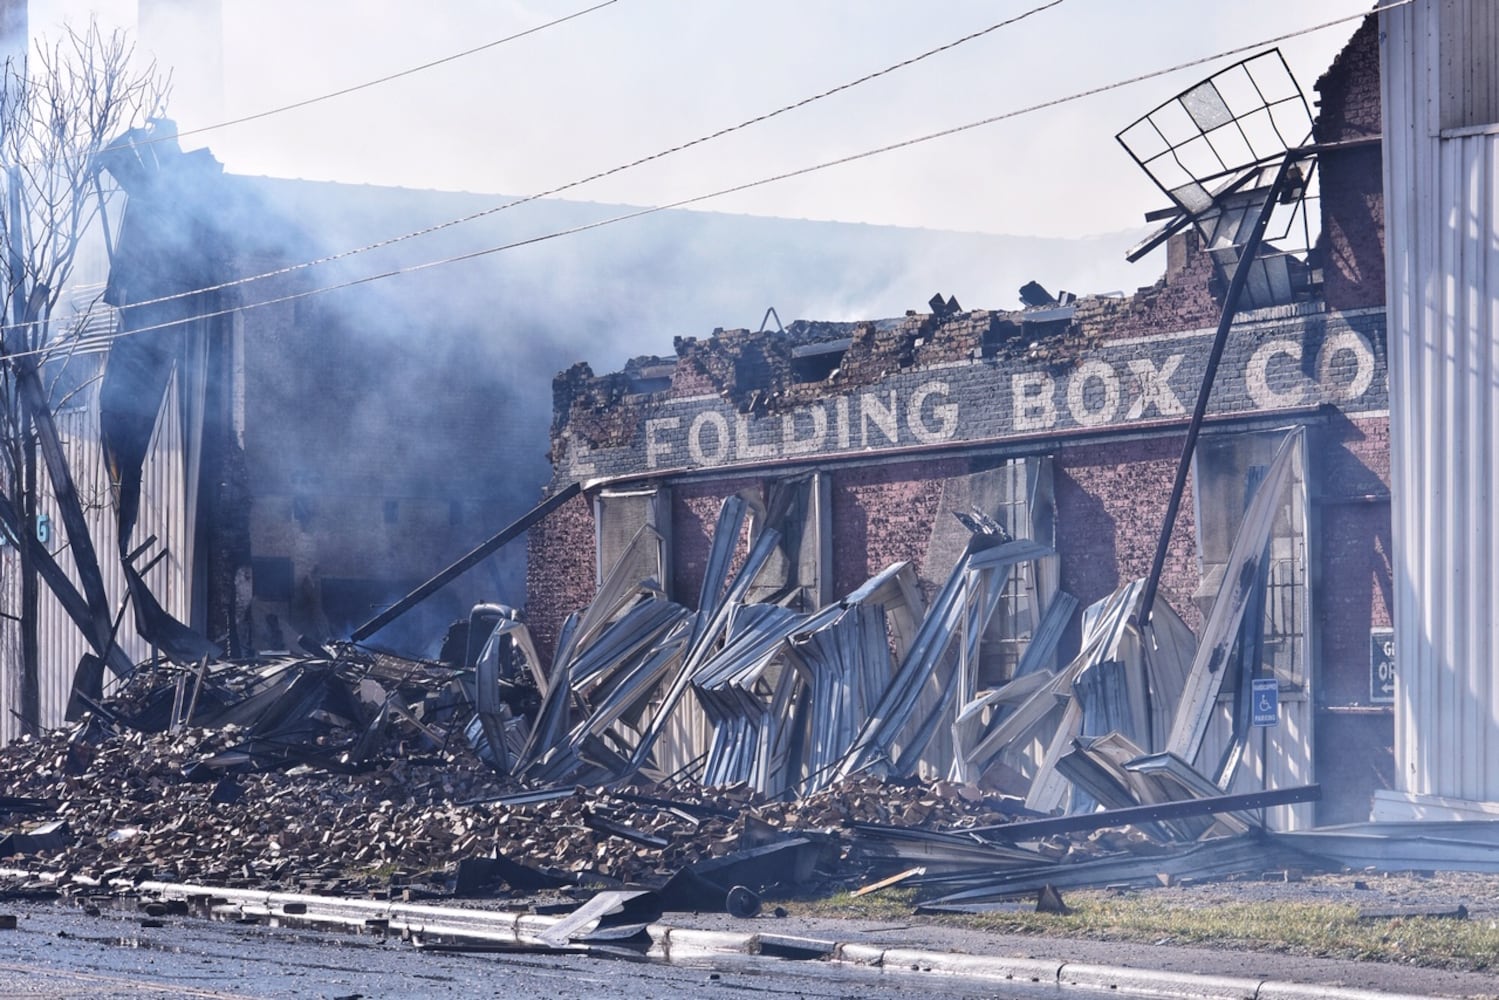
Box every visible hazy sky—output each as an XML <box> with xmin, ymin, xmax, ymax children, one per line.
<box><xmin>30</xmin><ymin>1</ymin><xmax>1377</xmax><ymax>278</ymax></box>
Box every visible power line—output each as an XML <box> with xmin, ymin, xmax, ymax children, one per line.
<box><xmin>0</xmin><ymin>1</ymin><xmax>619</xmax><ymax>172</ymax></box>
<box><xmin>72</xmin><ymin>0</ymin><xmax>1071</xmax><ymax>327</ymax></box>
<box><xmin>6</xmin><ymin>1</ymin><xmax>1394</xmax><ymax>361</ymax></box>
<box><xmin>174</xmin><ymin>1</ymin><xmax>624</xmax><ymax>145</ymax></box>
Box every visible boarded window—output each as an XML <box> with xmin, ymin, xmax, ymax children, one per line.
<box><xmin>1192</xmin><ymin>430</ymin><xmax>1309</xmax><ymax>690</ymax></box>
<box><xmin>920</xmin><ymin>457</ymin><xmax>1058</xmax><ymax>687</ymax></box>
<box><xmin>594</xmin><ymin>487</ymin><xmax>672</xmax><ymax>594</ymax></box>
<box><xmin>1191</xmin><ymin>428</ymin><xmax>1313</xmax><ymax>828</ymax></box>
<box><xmin>745</xmin><ymin>472</ymin><xmax>832</xmax><ymax>611</ymax></box>
<box><xmin>982</xmin><ymin>457</ymin><xmax>1058</xmax><ymax>684</ymax></box>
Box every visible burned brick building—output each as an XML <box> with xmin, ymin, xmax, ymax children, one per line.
<box><xmin>527</xmin><ymin>21</ymin><xmax>1392</xmax><ymax>827</ymax></box>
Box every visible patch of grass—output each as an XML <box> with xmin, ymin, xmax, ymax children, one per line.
<box><xmin>358</xmin><ymin>861</ymin><xmax>402</xmax><ymax>881</ymax></box>
<box><xmin>801</xmin><ymin>887</ymin><xmax>922</xmax><ymax>921</ymax></box>
<box><xmin>789</xmin><ymin>889</ymin><xmax>1499</xmax><ymax>972</ymax></box>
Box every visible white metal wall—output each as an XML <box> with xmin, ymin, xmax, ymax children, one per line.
<box><xmin>1382</xmin><ymin>0</ymin><xmax>1499</xmax><ymax>804</ymax></box>
<box><xmin>0</xmin><ymin>361</ymin><xmax>195</xmax><ymax>744</ymax></box>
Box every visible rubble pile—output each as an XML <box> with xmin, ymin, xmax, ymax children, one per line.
<box><xmin>0</xmin><ymin>716</ymin><xmax>1029</xmax><ymax>898</ymax></box>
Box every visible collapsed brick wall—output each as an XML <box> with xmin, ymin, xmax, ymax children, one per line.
<box><xmin>1071</xmin><ymin>229</ymin><xmax>1222</xmax><ymax>342</ymax></box>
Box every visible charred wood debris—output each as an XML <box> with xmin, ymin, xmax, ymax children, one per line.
<box><xmin>0</xmin><ymin>471</ymin><xmax>1471</xmax><ymax>928</ymax></box>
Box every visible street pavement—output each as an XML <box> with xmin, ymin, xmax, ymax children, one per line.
<box><xmin>2</xmin><ymin>890</ymin><xmax>1490</xmax><ymax>1000</ymax></box>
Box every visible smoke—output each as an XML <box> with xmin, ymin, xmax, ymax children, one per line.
<box><xmin>18</xmin><ymin>1</ymin><xmax>1170</xmax><ymax>658</ymax></box>
<box><xmin>214</xmin><ymin>174</ymin><xmax>1154</xmax><ymax>655</ymax></box>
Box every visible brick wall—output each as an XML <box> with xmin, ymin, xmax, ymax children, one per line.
<box><xmin>1072</xmin><ymin>229</ymin><xmax>1222</xmax><ymax>343</ymax></box>
<box><xmin>668</xmin><ymin>480</ymin><xmax>760</xmax><ymax>609</ymax></box>
<box><xmin>523</xmin><ymin>490</ymin><xmax>596</xmax><ymax>664</ymax></box>
<box><xmin>1312</xmin><ymin>412</ymin><xmax>1393</xmax><ymax>823</ymax></box>
<box><xmin>527</xmin><ymin>17</ymin><xmax>1396</xmax><ymax>816</ymax></box>
<box><xmin>1054</xmin><ymin>435</ymin><xmax>1201</xmax><ymax>634</ymax></box>
<box><xmin>1315</xmin><ymin>412</ymin><xmax>1393</xmax><ymax>705</ymax></box>
<box><xmin>1314</xmin><ymin>15</ymin><xmax>1382</xmax><ymax>141</ymax></box>
<box><xmin>1315</xmin><ymin>15</ymin><xmax>1385</xmax><ymax>312</ymax></box>
<box><xmin>828</xmin><ymin>459</ymin><xmax>967</xmax><ymax>600</ymax></box>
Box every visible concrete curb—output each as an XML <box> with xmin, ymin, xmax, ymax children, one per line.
<box><xmin>881</xmin><ymin>946</ymin><xmax>1062</xmax><ymax>985</ymax></box>
<box><xmin>1256</xmin><ymin>984</ymin><xmax>1422</xmax><ymax>1000</ymax></box>
<box><xmin>647</xmin><ymin>925</ymin><xmax>760</xmax><ymax>957</ymax></box>
<box><xmin>809</xmin><ymin>939</ymin><xmax>1432</xmax><ymax>1000</ymax></box>
<box><xmin>651</xmin><ymin>926</ymin><xmax>1435</xmax><ymax>1000</ymax></box>
<box><xmin>1059</xmin><ymin>961</ymin><xmax>1262</xmax><ymax>999</ymax></box>
<box><xmin>9</xmin><ymin>875</ymin><xmax>1442</xmax><ymax>1000</ymax></box>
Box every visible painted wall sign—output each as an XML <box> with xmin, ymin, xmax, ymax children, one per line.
<box><xmin>1370</xmin><ymin>627</ymin><xmax>1395</xmax><ymax>705</ymax></box>
<box><xmin>563</xmin><ymin>312</ymin><xmax>1387</xmax><ymax>482</ymax></box>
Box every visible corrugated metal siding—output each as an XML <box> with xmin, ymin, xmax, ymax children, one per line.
<box><xmin>1383</xmin><ymin>0</ymin><xmax>1499</xmax><ymax>802</ymax></box>
<box><xmin>0</xmin><ymin>560</ymin><xmax>21</xmax><ymax>734</ymax></box>
<box><xmin>1438</xmin><ymin>0</ymin><xmax>1499</xmax><ymax>130</ymax></box>
<box><xmin>0</xmin><ymin>363</ymin><xmax>196</xmax><ymax>744</ymax></box>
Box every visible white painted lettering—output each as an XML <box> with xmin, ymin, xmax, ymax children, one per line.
<box><xmin>860</xmin><ymin>391</ymin><xmax>900</xmax><ymax>447</ymax></box>
<box><xmin>782</xmin><ymin>404</ymin><xmax>828</xmax><ymax>455</ymax></box>
<box><xmin>834</xmin><ymin>396</ymin><xmax>851</xmax><ymax>449</ymax></box>
<box><xmin>1012</xmin><ymin>372</ymin><xmax>1057</xmax><ymax>431</ymax></box>
<box><xmin>1316</xmin><ymin>330</ymin><xmax>1376</xmax><ymax>402</ymax></box>
<box><xmin>1066</xmin><ymin>360</ymin><xmax>1121</xmax><ymax>428</ymax></box>
<box><xmin>908</xmin><ymin>381</ymin><xmax>959</xmax><ymax>444</ymax></box>
<box><xmin>688</xmin><ymin>411</ymin><xmax>730</xmax><ymax>466</ymax></box>
<box><xmin>1246</xmin><ymin>339</ymin><xmax>1306</xmax><ymax>409</ymax></box>
<box><xmin>645</xmin><ymin>417</ymin><xmax>679</xmax><ymax>469</ymax></box>
<box><xmin>736</xmin><ymin>413</ymin><xmax>776</xmax><ymax>459</ymax></box>
<box><xmin>1126</xmin><ymin>355</ymin><xmax>1186</xmax><ymax>419</ymax></box>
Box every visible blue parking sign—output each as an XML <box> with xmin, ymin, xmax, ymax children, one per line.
<box><xmin>1251</xmin><ymin>677</ymin><xmax>1279</xmax><ymax>727</ymax></box>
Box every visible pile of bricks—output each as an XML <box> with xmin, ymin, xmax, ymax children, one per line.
<box><xmin>0</xmin><ymin>719</ymin><xmax>1023</xmax><ymax>899</ymax></box>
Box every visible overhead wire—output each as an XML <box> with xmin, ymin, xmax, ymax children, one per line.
<box><xmin>0</xmin><ymin>0</ymin><xmax>622</xmax><ymax>176</ymax></box>
<box><xmin>3</xmin><ymin>1</ymin><xmax>1397</xmax><ymax>361</ymax></box>
<box><xmin>54</xmin><ymin>0</ymin><xmax>1071</xmax><ymax>329</ymax></box>
<box><xmin>164</xmin><ymin>0</ymin><xmax>625</xmax><ymax>147</ymax></box>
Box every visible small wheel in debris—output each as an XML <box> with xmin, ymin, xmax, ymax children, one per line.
<box><xmin>725</xmin><ymin>885</ymin><xmax>761</xmax><ymax>918</ymax></box>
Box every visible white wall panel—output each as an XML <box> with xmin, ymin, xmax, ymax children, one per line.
<box><xmin>1383</xmin><ymin>0</ymin><xmax>1499</xmax><ymax>804</ymax></box>
<box><xmin>0</xmin><ymin>361</ymin><xmax>196</xmax><ymax>745</ymax></box>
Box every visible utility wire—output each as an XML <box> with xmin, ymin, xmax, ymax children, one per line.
<box><xmin>3</xmin><ymin>1</ymin><xmax>1396</xmax><ymax>360</ymax></box>
<box><xmin>0</xmin><ymin>1</ymin><xmax>619</xmax><ymax>171</ymax></box>
<box><xmin>173</xmin><ymin>0</ymin><xmax>623</xmax><ymax>144</ymax></box>
<box><xmin>56</xmin><ymin>0</ymin><xmax>1070</xmax><ymax>328</ymax></box>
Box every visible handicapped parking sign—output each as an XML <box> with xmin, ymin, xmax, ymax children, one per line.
<box><xmin>1251</xmin><ymin>677</ymin><xmax>1279</xmax><ymax>727</ymax></box>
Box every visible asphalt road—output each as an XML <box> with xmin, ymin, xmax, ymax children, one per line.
<box><xmin>0</xmin><ymin>901</ymin><xmax>1128</xmax><ymax>999</ymax></box>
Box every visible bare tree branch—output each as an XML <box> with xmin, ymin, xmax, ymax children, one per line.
<box><xmin>0</xmin><ymin>19</ymin><xmax>172</xmax><ymax>725</ymax></box>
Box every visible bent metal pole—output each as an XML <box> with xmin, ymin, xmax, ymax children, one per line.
<box><xmin>350</xmin><ymin>481</ymin><xmax>581</xmax><ymax>643</ymax></box>
<box><xmin>1137</xmin><ymin>152</ymin><xmax>1300</xmax><ymax>625</ymax></box>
